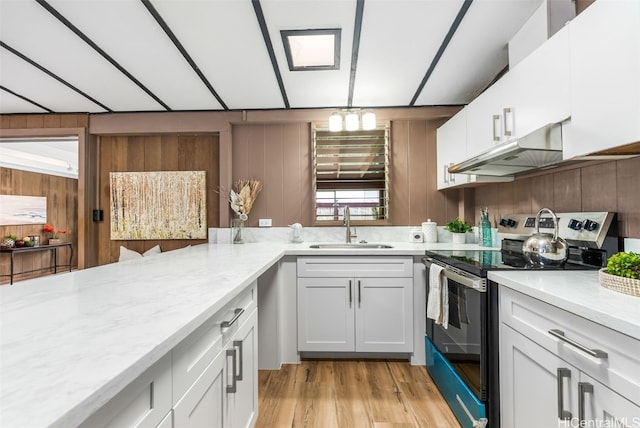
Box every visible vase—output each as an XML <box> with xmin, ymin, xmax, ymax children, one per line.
<box><xmin>232</xmin><ymin>218</ymin><xmax>245</xmax><ymax>244</ymax></box>
<box><xmin>48</xmin><ymin>238</ymin><xmax>63</xmax><ymax>245</ymax></box>
<box><xmin>452</xmin><ymin>232</ymin><xmax>466</xmax><ymax>244</ymax></box>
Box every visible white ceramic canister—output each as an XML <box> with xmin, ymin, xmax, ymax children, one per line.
<box><xmin>422</xmin><ymin>219</ymin><xmax>438</xmax><ymax>243</ymax></box>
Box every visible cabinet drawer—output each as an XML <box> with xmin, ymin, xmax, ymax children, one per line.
<box><xmin>500</xmin><ymin>286</ymin><xmax>640</xmax><ymax>405</ymax></box>
<box><xmin>297</xmin><ymin>257</ymin><xmax>413</xmax><ymax>278</ymax></box>
<box><xmin>78</xmin><ymin>354</ymin><xmax>172</xmax><ymax>428</ymax></box>
<box><xmin>172</xmin><ymin>281</ymin><xmax>257</xmax><ymax>401</ymax></box>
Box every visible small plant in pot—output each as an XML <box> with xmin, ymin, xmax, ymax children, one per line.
<box><xmin>446</xmin><ymin>218</ymin><xmax>472</xmax><ymax>244</ymax></box>
<box><xmin>599</xmin><ymin>252</ymin><xmax>640</xmax><ymax>297</ymax></box>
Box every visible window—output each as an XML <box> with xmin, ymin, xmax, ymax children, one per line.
<box><xmin>313</xmin><ymin>126</ymin><xmax>390</xmax><ymax>223</ymax></box>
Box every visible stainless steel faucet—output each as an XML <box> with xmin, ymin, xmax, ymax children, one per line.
<box><xmin>344</xmin><ymin>206</ymin><xmax>357</xmax><ymax>243</ymax></box>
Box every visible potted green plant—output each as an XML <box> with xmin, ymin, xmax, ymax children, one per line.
<box><xmin>599</xmin><ymin>252</ymin><xmax>640</xmax><ymax>297</ymax></box>
<box><xmin>446</xmin><ymin>218</ymin><xmax>472</xmax><ymax>244</ymax></box>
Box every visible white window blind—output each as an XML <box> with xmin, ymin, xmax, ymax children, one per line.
<box><xmin>313</xmin><ymin>126</ymin><xmax>389</xmax><ymax>221</ymax></box>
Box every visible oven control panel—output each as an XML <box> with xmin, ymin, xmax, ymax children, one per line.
<box><xmin>498</xmin><ymin>211</ymin><xmax>616</xmax><ymax>248</ymax></box>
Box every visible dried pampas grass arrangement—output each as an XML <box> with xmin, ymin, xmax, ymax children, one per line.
<box><xmin>228</xmin><ymin>179</ymin><xmax>263</xmax><ymax>221</ymax></box>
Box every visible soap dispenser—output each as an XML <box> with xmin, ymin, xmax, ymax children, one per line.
<box><xmin>289</xmin><ymin>223</ymin><xmax>304</xmax><ymax>243</ymax></box>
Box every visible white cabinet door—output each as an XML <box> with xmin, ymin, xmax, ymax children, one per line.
<box><xmin>501</xmin><ymin>324</ymin><xmax>579</xmax><ymax>428</ymax></box>
<box><xmin>466</xmin><ymin>26</ymin><xmax>570</xmax><ymax>159</ymax></box>
<box><xmin>436</xmin><ymin>109</ymin><xmax>471</xmax><ymax>190</ymax></box>
<box><xmin>564</xmin><ymin>0</ymin><xmax>640</xmax><ymax>158</ymax></box>
<box><xmin>226</xmin><ymin>309</ymin><xmax>258</xmax><ymax>428</ymax></box>
<box><xmin>505</xmin><ymin>25</ymin><xmax>571</xmax><ymax>140</ymax></box>
<box><xmin>466</xmin><ymin>80</ymin><xmax>507</xmax><ymax>158</ymax></box>
<box><xmin>578</xmin><ymin>372</ymin><xmax>640</xmax><ymax>427</ymax></box>
<box><xmin>173</xmin><ymin>348</ymin><xmax>225</xmax><ymax>428</ymax></box>
<box><xmin>355</xmin><ymin>277</ymin><xmax>413</xmax><ymax>352</ymax></box>
<box><xmin>297</xmin><ymin>277</ymin><xmax>355</xmax><ymax>352</ymax></box>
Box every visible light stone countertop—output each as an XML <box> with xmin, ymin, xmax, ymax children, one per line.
<box><xmin>488</xmin><ymin>270</ymin><xmax>640</xmax><ymax>341</ymax></box>
<box><xmin>4</xmin><ymin>240</ymin><xmax>637</xmax><ymax>427</ymax></box>
<box><xmin>0</xmin><ymin>240</ymin><xmax>487</xmax><ymax>428</ymax></box>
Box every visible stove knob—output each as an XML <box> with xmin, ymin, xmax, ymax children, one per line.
<box><xmin>506</xmin><ymin>219</ymin><xmax>517</xmax><ymax>227</ymax></box>
<box><xmin>568</xmin><ymin>219</ymin><xmax>583</xmax><ymax>230</ymax></box>
<box><xmin>584</xmin><ymin>219</ymin><xmax>599</xmax><ymax>232</ymax></box>
<box><xmin>499</xmin><ymin>218</ymin><xmax>508</xmax><ymax>227</ymax></box>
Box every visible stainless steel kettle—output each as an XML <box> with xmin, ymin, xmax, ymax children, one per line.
<box><xmin>522</xmin><ymin>208</ymin><xmax>569</xmax><ymax>267</ymax></box>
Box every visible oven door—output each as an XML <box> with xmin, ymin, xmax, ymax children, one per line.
<box><xmin>423</xmin><ymin>257</ymin><xmax>489</xmax><ymax>428</ymax></box>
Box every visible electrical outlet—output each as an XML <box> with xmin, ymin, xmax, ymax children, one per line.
<box><xmin>259</xmin><ymin>218</ymin><xmax>272</xmax><ymax>227</ymax></box>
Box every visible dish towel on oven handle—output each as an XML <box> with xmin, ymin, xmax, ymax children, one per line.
<box><xmin>426</xmin><ymin>264</ymin><xmax>449</xmax><ymax>329</ymax></box>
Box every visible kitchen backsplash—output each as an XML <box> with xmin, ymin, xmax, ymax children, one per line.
<box><xmin>209</xmin><ymin>226</ymin><xmax>474</xmax><ymax>245</ymax></box>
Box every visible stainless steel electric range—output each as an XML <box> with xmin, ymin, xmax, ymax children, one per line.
<box><xmin>423</xmin><ymin>211</ymin><xmax>618</xmax><ymax>428</ymax></box>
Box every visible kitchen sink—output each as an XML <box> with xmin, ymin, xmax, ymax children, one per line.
<box><xmin>309</xmin><ymin>243</ymin><xmax>394</xmax><ymax>249</ymax></box>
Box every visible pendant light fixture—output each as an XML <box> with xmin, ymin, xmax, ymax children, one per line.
<box><xmin>328</xmin><ymin>109</ymin><xmax>377</xmax><ymax>132</ymax></box>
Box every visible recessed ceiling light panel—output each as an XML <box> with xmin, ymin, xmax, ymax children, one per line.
<box><xmin>281</xmin><ymin>29</ymin><xmax>341</xmax><ymax>71</ymax></box>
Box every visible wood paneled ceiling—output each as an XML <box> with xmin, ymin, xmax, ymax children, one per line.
<box><xmin>0</xmin><ymin>0</ymin><xmax>544</xmax><ymax>115</ymax></box>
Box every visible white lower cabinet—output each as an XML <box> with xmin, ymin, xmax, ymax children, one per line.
<box><xmin>79</xmin><ymin>282</ymin><xmax>258</xmax><ymax>428</ymax></box>
<box><xmin>297</xmin><ymin>257</ymin><xmax>413</xmax><ymax>353</ymax></box>
<box><xmin>173</xmin><ymin>308</ymin><xmax>258</xmax><ymax>428</ymax></box>
<box><xmin>500</xmin><ymin>286</ymin><xmax>640</xmax><ymax>428</ymax></box>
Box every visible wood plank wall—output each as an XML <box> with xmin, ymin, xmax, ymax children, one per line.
<box><xmin>231</xmin><ymin>123</ymin><xmax>313</xmax><ymax>227</ymax></box>
<box><xmin>0</xmin><ymin>168</ymin><xmax>78</xmax><ymax>284</ymax></box>
<box><xmin>231</xmin><ymin>120</ymin><xmax>459</xmax><ymax>227</ymax></box>
<box><xmin>391</xmin><ymin>120</ymin><xmax>459</xmax><ymax>227</ymax></box>
<box><xmin>97</xmin><ymin>134</ymin><xmax>220</xmax><ymax>265</ymax></box>
<box><xmin>473</xmin><ymin>156</ymin><xmax>640</xmax><ymax>238</ymax></box>
<box><xmin>0</xmin><ymin>114</ymin><xmax>88</xmax><ymax>284</ymax></box>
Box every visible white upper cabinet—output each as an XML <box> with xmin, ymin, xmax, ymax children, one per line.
<box><xmin>436</xmin><ymin>108</ymin><xmax>513</xmax><ymax>189</ymax></box>
<box><xmin>466</xmin><ymin>25</ymin><xmax>571</xmax><ymax>159</ymax></box>
<box><xmin>436</xmin><ymin>109</ymin><xmax>471</xmax><ymax>190</ymax></box>
<box><xmin>563</xmin><ymin>0</ymin><xmax>640</xmax><ymax>159</ymax></box>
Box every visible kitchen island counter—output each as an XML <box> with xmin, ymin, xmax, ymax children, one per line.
<box><xmin>0</xmin><ymin>240</ymin><xmax>492</xmax><ymax>428</ymax></box>
<box><xmin>488</xmin><ymin>270</ymin><xmax>640</xmax><ymax>340</ymax></box>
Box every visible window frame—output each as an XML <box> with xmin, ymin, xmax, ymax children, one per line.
<box><xmin>311</xmin><ymin>122</ymin><xmax>391</xmax><ymax>226</ymax></box>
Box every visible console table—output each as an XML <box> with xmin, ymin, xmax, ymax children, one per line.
<box><xmin>0</xmin><ymin>243</ymin><xmax>73</xmax><ymax>285</ymax></box>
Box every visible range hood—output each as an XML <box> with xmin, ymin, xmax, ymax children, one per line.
<box><xmin>448</xmin><ymin>123</ymin><xmax>563</xmax><ymax>176</ymax></box>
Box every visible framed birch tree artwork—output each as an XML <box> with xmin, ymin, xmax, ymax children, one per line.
<box><xmin>110</xmin><ymin>171</ymin><xmax>207</xmax><ymax>240</ymax></box>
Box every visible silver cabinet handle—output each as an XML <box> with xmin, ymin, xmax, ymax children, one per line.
<box><xmin>349</xmin><ymin>279</ymin><xmax>352</xmax><ymax>306</ymax></box>
<box><xmin>443</xmin><ymin>165</ymin><xmax>449</xmax><ymax>184</ymax></box>
<box><xmin>233</xmin><ymin>340</ymin><xmax>244</xmax><ymax>381</ymax></box>
<box><xmin>557</xmin><ymin>368</ymin><xmax>572</xmax><ymax>420</ymax></box>
<box><xmin>503</xmin><ymin>107</ymin><xmax>514</xmax><ymax>137</ymax></box>
<box><xmin>548</xmin><ymin>329</ymin><xmax>608</xmax><ymax>359</ymax></box>
<box><xmin>226</xmin><ymin>348</ymin><xmax>237</xmax><ymax>393</ymax></box>
<box><xmin>221</xmin><ymin>308</ymin><xmax>245</xmax><ymax>329</ymax></box>
<box><xmin>492</xmin><ymin>114</ymin><xmax>501</xmax><ymax>141</ymax></box>
<box><xmin>578</xmin><ymin>382</ymin><xmax>593</xmax><ymax>422</ymax></box>
<box><xmin>449</xmin><ymin>162</ymin><xmax>455</xmax><ymax>183</ymax></box>
<box><xmin>358</xmin><ymin>280</ymin><xmax>361</xmax><ymax>307</ymax></box>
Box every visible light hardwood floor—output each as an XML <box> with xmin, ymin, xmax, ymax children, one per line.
<box><xmin>255</xmin><ymin>360</ymin><xmax>461</xmax><ymax>428</ymax></box>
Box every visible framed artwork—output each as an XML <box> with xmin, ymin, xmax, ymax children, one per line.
<box><xmin>0</xmin><ymin>195</ymin><xmax>47</xmax><ymax>226</ymax></box>
<box><xmin>110</xmin><ymin>171</ymin><xmax>207</xmax><ymax>240</ymax></box>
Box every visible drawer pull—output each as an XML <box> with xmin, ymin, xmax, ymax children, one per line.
<box><xmin>221</xmin><ymin>308</ymin><xmax>245</xmax><ymax>329</ymax></box>
<box><xmin>548</xmin><ymin>329</ymin><xmax>608</xmax><ymax>359</ymax></box>
<box><xmin>349</xmin><ymin>280</ymin><xmax>353</xmax><ymax>306</ymax></box>
<box><xmin>556</xmin><ymin>368</ymin><xmax>572</xmax><ymax>420</ymax></box>
<box><xmin>226</xmin><ymin>348</ymin><xmax>237</xmax><ymax>393</ymax></box>
<box><xmin>233</xmin><ymin>340</ymin><xmax>243</xmax><ymax>381</ymax></box>
<box><xmin>578</xmin><ymin>382</ymin><xmax>594</xmax><ymax>422</ymax></box>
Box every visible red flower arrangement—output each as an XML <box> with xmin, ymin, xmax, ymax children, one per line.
<box><xmin>43</xmin><ymin>224</ymin><xmax>69</xmax><ymax>239</ymax></box>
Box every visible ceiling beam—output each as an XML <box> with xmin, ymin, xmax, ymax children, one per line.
<box><xmin>410</xmin><ymin>0</ymin><xmax>473</xmax><ymax>106</ymax></box>
<box><xmin>347</xmin><ymin>0</ymin><xmax>365</xmax><ymax>107</ymax></box>
<box><xmin>252</xmin><ymin>0</ymin><xmax>290</xmax><ymax>109</ymax></box>
<box><xmin>35</xmin><ymin>0</ymin><xmax>171</xmax><ymax>111</ymax></box>
<box><xmin>0</xmin><ymin>84</ymin><xmax>53</xmax><ymax>113</ymax></box>
<box><xmin>141</xmin><ymin>0</ymin><xmax>228</xmax><ymax>110</ymax></box>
